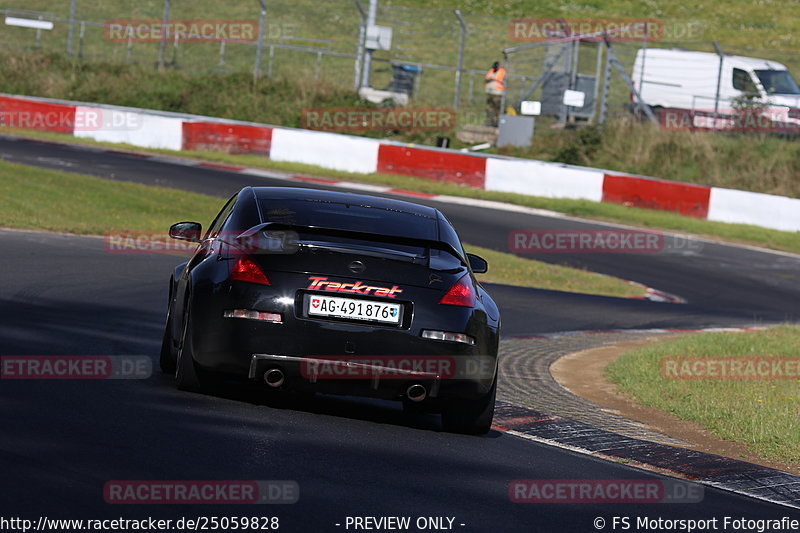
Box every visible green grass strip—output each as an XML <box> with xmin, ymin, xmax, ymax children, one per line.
<box><xmin>606</xmin><ymin>326</ymin><xmax>800</xmax><ymax>464</ymax></box>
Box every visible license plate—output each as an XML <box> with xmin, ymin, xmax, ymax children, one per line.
<box><xmin>307</xmin><ymin>295</ymin><xmax>402</xmax><ymax>324</ymax></box>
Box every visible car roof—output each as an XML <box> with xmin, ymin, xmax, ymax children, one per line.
<box><xmin>642</xmin><ymin>48</ymin><xmax>788</xmax><ymax>71</ymax></box>
<box><xmin>251</xmin><ymin>186</ymin><xmax>439</xmax><ymax>219</ymax></box>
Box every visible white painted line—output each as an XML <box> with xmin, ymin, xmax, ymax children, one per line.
<box><xmin>506</xmin><ymin>430</ymin><xmax>800</xmax><ymax>510</ymax></box>
<box><xmin>240</xmin><ymin>168</ymin><xmax>288</xmax><ymax>179</ymax></box>
<box><xmin>430</xmin><ymin>194</ymin><xmax>568</xmax><ymax>218</ymax></box>
<box><xmin>505</xmin><ymin>325</ymin><xmax>772</xmax><ymax>340</ymax></box>
<box><xmin>148</xmin><ymin>155</ymin><xmax>202</xmax><ymax>167</ymax></box>
<box><xmin>75</xmin><ymin>143</ymin><xmax>800</xmax><ymax>262</ymax></box>
<box><xmin>324</xmin><ymin>181</ymin><xmax>392</xmax><ymax>193</ymax></box>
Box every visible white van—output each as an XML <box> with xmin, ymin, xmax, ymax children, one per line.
<box><xmin>631</xmin><ymin>49</ymin><xmax>800</xmax><ymax>119</ymax></box>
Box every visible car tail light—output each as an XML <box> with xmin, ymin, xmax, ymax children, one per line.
<box><xmin>438</xmin><ymin>274</ymin><xmax>476</xmax><ymax>307</ymax></box>
<box><xmin>789</xmin><ymin>108</ymin><xmax>800</xmax><ymax>120</ymax></box>
<box><xmin>231</xmin><ymin>256</ymin><xmax>270</xmax><ymax>285</ymax></box>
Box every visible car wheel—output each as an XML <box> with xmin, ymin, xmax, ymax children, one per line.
<box><xmin>175</xmin><ymin>310</ymin><xmax>215</xmax><ymax>392</ymax></box>
<box><xmin>441</xmin><ymin>373</ymin><xmax>497</xmax><ymax>435</ymax></box>
<box><xmin>159</xmin><ymin>306</ymin><xmax>176</xmax><ymax>374</ymax></box>
<box><xmin>159</xmin><ymin>279</ymin><xmax>177</xmax><ymax>374</ymax></box>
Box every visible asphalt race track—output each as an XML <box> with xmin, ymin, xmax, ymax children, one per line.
<box><xmin>1</xmin><ymin>135</ymin><xmax>799</xmax><ymax>531</ymax></box>
<box><xmin>3</xmin><ymin>135</ymin><xmax>800</xmax><ymax>329</ymax></box>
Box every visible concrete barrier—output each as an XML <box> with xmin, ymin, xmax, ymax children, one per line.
<box><xmin>708</xmin><ymin>187</ymin><xmax>800</xmax><ymax>232</ymax></box>
<box><xmin>603</xmin><ymin>174</ymin><xmax>711</xmax><ymax>218</ymax></box>
<box><xmin>377</xmin><ymin>144</ymin><xmax>486</xmax><ymax>188</ymax></box>
<box><xmin>183</xmin><ymin>122</ymin><xmax>272</xmax><ymax>154</ymax></box>
<box><xmin>2</xmin><ymin>93</ymin><xmax>799</xmax><ymax>232</ymax></box>
<box><xmin>270</xmin><ymin>128</ymin><xmax>379</xmax><ymax>174</ymax></box>
<box><xmin>485</xmin><ymin>158</ymin><xmax>604</xmax><ymax>202</ymax></box>
<box><xmin>74</xmin><ymin>107</ymin><xmax>183</xmax><ymax>150</ymax></box>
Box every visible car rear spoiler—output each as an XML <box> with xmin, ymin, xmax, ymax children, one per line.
<box><xmin>232</xmin><ymin>222</ymin><xmax>467</xmax><ymax>267</ymax></box>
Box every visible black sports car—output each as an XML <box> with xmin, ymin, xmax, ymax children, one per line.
<box><xmin>160</xmin><ymin>186</ymin><xmax>500</xmax><ymax>434</ymax></box>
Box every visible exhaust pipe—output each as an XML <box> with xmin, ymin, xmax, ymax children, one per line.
<box><xmin>406</xmin><ymin>384</ymin><xmax>427</xmax><ymax>402</ymax></box>
<box><xmin>264</xmin><ymin>368</ymin><xmax>285</xmax><ymax>388</ymax></box>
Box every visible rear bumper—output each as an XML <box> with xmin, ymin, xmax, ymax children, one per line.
<box><xmin>247</xmin><ymin>353</ymin><xmax>494</xmax><ymax>401</ymax></box>
<box><xmin>191</xmin><ymin>316</ymin><xmax>497</xmax><ymax>400</ymax></box>
<box><xmin>188</xmin><ymin>281</ymin><xmax>499</xmax><ymax>401</ymax></box>
<box><xmin>250</xmin><ymin>353</ymin><xmax>444</xmax><ymax>398</ymax></box>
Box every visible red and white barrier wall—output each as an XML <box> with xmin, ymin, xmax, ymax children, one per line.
<box><xmin>270</xmin><ymin>128</ymin><xmax>379</xmax><ymax>174</ymax></box>
<box><xmin>2</xmin><ymin>93</ymin><xmax>800</xmax><ymax>233</ymax></box>
<box><xmin>74</xmin><ymin>105</ymin><xmax>184</xmax><ymax>151</ymax></box>
<box><xmin>708</xmin><ymin>187</ymin><xmax>800</xmax><ymax>232</ymax></box>
<box><xmin>486</xmin><ymin>158</ymin><xmax>604</xmax><ymax>201</ymax></box>
<box><xmin>183</xmin><ymin>122</ymin><xmax>272</xmax><ymax>154</ymax></box>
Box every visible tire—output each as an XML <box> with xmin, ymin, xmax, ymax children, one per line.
<box><xmin>175</xmin><ymin>310</ymin><xmax>217</xmax><ymax>393</ymax></box>
<box><xmin>159</xmin><ymin>307</ymin><xmax>176</xmax><ymax>374</ymax></box>
<box><xmin>441</xmin><ymin>373</ymin><xmax>497</xmax><ymax>435</ymax></box>
<box><xmin>159</xmin><ymin>279</ymin><xmax>177</xmax><ymax>374</ymax></box>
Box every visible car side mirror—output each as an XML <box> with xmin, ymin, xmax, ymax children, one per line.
<box><xmin>467</xmin><ymin>253</ymin><xmax>488</xmax><ymax>274</ymax></box>
<box><xmin>169</xmin><ymin>222</ymin><xmax>202</xmax><ymax>243</ymax></box>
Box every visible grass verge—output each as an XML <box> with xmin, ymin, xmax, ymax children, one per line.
<box><xmin>0</xmin><ymin>159</ymin><xmax>643</xmax><ymax>298</ymax></box>
<box><xmin>6</xmin><ymin>128</ymin><xmax>800</xmax><ymax>256</ymax></box>
<box><xmin>464</xmin><ymin>244</ymin><xmax>643</xmax><ymax>298</ymax></box>
<box><xmin>605</xmin><ymin>326</ymin><xmax>800</xmax><ymax>465</ymax></box>
<box><xmin>3</xmin><ymin>49</ymin><xmax>800</xmax><ymax>199</ymax></box>
<box><xmin>0</xmin><ymin>159</ymin><xmax>221</xmax><ymax>234</ymax></box>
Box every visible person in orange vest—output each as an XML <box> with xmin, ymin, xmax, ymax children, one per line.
<box><xmin>485</xmin><ymin>61</ymin><xmax>506</xmax><ymax>127</ymax></box>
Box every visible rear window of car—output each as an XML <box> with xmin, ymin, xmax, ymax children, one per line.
<box><xmin>258</xmin><ymin>199</ymin><xmax>438</xmax><ymax>241</ymax></box>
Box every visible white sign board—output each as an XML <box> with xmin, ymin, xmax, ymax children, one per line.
<box><xmin>563</xmin><ymin>90</ymin><xmax>586</xmax><ymax>108</ymax></box>
<box><xmin>520</xmin><ymin>101</ymin><xmax>542</xmax><ymax>116</ymax></box>
<box><xmin>366</xmin><ymin>25</ymin><xmax>392</xmax><ymax>51</ymax></box>
<box><xmin>5</xmin><ymin>17</ymin><xmax>54</xmax><ymax>30</ymax></box>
